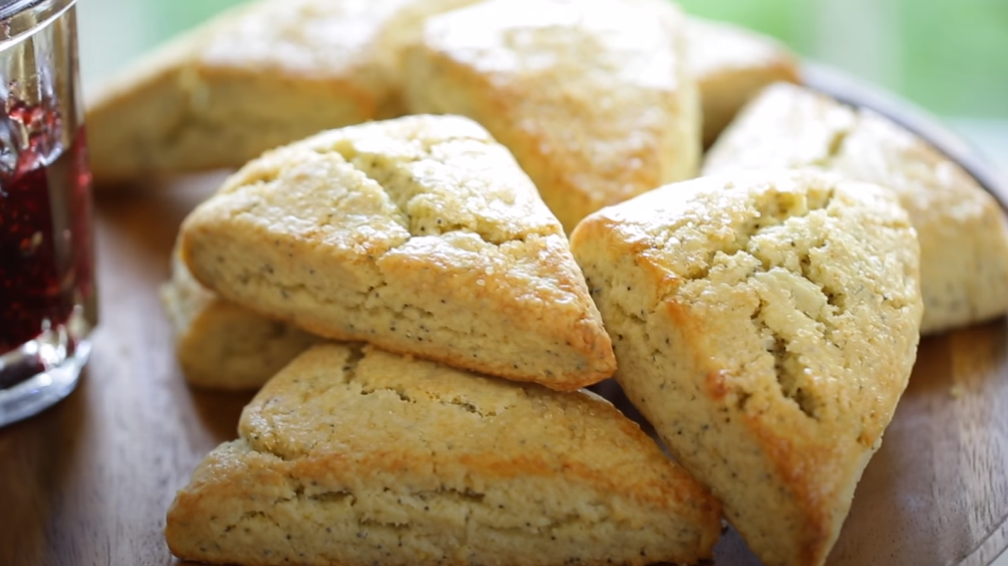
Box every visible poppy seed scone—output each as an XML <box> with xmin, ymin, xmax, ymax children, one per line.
<box><xmin>160</xmin><ymin>246</ymin><xmax>319</xmax><ymax>390</ymax></box>
<box><xmin>165</xmin><ymin>343</ymin><xmax>723</xmax><ymax>566</ymax></box>
<box><xmin>85</xmin><ymin>0</ymin><xmax>482</xmax><ymax>184</ymax></box>
<box><xmin>401</xmin><ymin>0</ymin><xmax>700</xmax><ymax>232</ymax></box>
<box><xmin>569</xmin><ymin>169</ymin><xmax>923</xmax><ymax>566</ymax></box>
<box><xmin>684</xmin><ymin>17</ymin><xmax>800</xmax><ymax>147</ymax></box>
<box><xmin>179</xmin><ymin>115</ymin><xmax>615</xmax><ymax>391</ymax></box>
<box><xmin>704</xmin><ymin>82</ymin><xmax>1008</xmax><ymax>334</ymax></box>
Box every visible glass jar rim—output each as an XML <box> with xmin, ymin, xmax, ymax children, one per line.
<box><xmin>0</xmin><ymin>0</ymin><xmax>76</xmax><ymax>44</ymax></box>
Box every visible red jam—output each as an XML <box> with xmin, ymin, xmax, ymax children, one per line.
<box><xmin>0</xmin><ymin>102</ymin><xmax>94</xmax><ymax>357</ymax></box>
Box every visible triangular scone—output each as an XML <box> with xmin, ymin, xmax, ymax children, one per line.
<box><xmin>161</xmin><ymin>244</ymin><xmax>318</xmax><ymax>391</ymax></box>
<box><xmin>570</xmin><ymin>170</ymin><xmax>923</xmax><ymax>566</ymax></box>
<box><xmin>401</xmin><ymin>0</ymin><xmax>700</xmax><ymax>232</ymax></box>
<box><xmin>85</xmin><ymin>0</ymin><xmax>481</xmax><ymax>184</ymax></box>
<box><xmin>704</xmin><ymin>82</ymin><xmax>1008</xmax><ymax>334</ymax></box>
<box><xmin>684</xmin><ymin>17</ymin><xmax>800</xmax><ymax>147</ymax></box>
<box><xmin>179</xmin><ymin>115</ymin><xmax>615</xmax><ymax>390</ymax></box>
<box><xmin>165</xmin><ymin>343</ymin><xmax>723</xmax><ymax>566</ymax></box>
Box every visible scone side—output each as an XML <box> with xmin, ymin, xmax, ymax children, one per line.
<box><xmin>161</xmin><ymin>246</ymin><xmax>319</xmax><ymax>390</ymax></box>
<box><xmin>174</xmin><ymin>300</ymin><xmax>319</xmax><ymax>391</ymax></box>
<box><xmin>167</xmin><ymin>438</ymin><xmax>718</xmax><ymax>566</ymax></box>
<box><xmin>179</xmin><ymin>198</ymin><xmax>614</xmax><ymax>391</ymax></box>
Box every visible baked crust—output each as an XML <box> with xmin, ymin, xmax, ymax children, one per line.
<box><xmin>402</xmin><ymin>0</ymin><xmax>700</xmax><ymax>232</ymax></box>
<box><xmin>704</xmin><ymin>82</ymin><xmax>1008</xmax><ymax>334</ymax></box>
<box><xmin>84</xmin><ymin>0</ymin><xmax>481</xmax><ymax>184</ymax></box>
<box><xmin>684</xmin><ymin>17</ymin><xmax>800</xmax><ymax>147</ymax></box>
<box><xmin>165</xmin><ymin>343</ymin><xmax>722</xmax><ymax>566</ymax></box>
<box><xmin>160</xmin><ymin>246</ymin><xmax>319</xmax><ymax>390</ymax></box>
<box><xmin>179</xmin><ymin>115</ymin><xmax>615</xmax><ymax>391</ymax></box>
<box><xmin>570</xmin><ymin>169</ymin><xmax>923</xmax><ymax>566</ymax></box>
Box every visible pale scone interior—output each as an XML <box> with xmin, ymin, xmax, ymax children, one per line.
<box><xmin>570</xmin><ymin>170</ymin><xmax>923</xmax><ymax>566</ymax></box>
<box><xmin>165</xmin><ymin>343</ymin><xmax>722</xmax><ymax>566</ymax></box>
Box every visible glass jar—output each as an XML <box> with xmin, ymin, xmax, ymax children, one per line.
<box><xmin>0</xmin><ymin>0</ymin><xmax>96</xmax><ymax>427</ymax></box>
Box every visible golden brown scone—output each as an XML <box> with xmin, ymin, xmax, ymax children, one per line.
<box><xmin>179</xmin><ymin>115</ymin><xmax>615</xmax><ymax>391</ymax></box>
<box><xmin>685</xmin><ymin>17</ymin><xmax>800</xmax><ymax>147</ymax></box>
<box><xmin>570</xmin><ymin>169</ymin><xmax>923</xmax><ymax>566</ymax></box>
<box><xmin>704</xmin><ymin>82</ymin><xmax>1008</xmax><ymax>334</ymax></box>
<box><xmin>165</xmin><ymin>343</ymin><xmax>722</xmax><ymax>566</ymax></box>
<box><xmin>401</xmin><ymin>0</ymin><xmax>700</xmax><ymax>232</ymax></box>
<box><xmin>85</xmin><ymin>0</ymin><xmax>481</xmax><ymax>184</ymax></box>
<box><xmin>160</xmin><ymin>246</ymin><xmax>319</xmax><ymax>391</ymax></box>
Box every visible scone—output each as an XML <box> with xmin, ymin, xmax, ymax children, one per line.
<box><xmin>165</xmin><ymin>343</ymin><xmax>723</xmax><ymax>566</ymax></box>
<box><xmin>160</xmin><ymin>246</ymin><xmax>318</xmax><ymax>390</ymax></box>
<box><xmin>179</xmin><ymin>115</ymin><xmax>615</xmax><ymax>391</ymax></box>
<box><xmin>401</xmin><ymin>0</ymin><xmax>700</xmax><ymax>232</ymax></box>
<box><xmin>704</xmin><ymin>82</ymin><xmax>1008</xmax><ymax>334</ymax></box>
<box><xmin>684</xmin><ymin>17</ymin><xmax>800</xmax><ymax>147</ymax></box>
<box><xmin>570</xmin><ymin>170</ymin><xmax>923</xmax><ymax>566</ymax></box>
<box><xmin>85</xmin><ymin>0</ymin><xmax>480</xmax><ymax>184</ymax></box>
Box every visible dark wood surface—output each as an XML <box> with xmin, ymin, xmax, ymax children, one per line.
<box><xmin>0</xmin><ymin>174</ymin><xmax>1006</xmax><ymax>566</ymax></box>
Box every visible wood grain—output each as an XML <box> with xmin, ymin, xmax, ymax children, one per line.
<box><xmin>0</xmin><ymin>173</ymin><xmax>1006</xmax><ymax>566</ymax></box>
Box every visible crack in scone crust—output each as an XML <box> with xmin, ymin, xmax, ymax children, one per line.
<box><xmin>703</xmin><ymin>82</ymin><xmax>1008</xmax><ymax>334</ymax></box>
<box><xmin>580</xmin><ymin>170</ymin><xmax>921</xmax><ymax>436</ymax></box>
<box><xmin>164</xmin><ymin>343</ymin><xmax>720</xmax><ymax>566</ymax></box>
<box><xmin>686</xmin><ymin>179</ymin><xmax>911</xmax><ymax>423</ymax></box>
<box><xmin>181</xmin><ymin>115</ymin><xmax>614</xmax><ymax>387</ymax></box>
<box><xmin>316</xmin><ymin>125</ymin><xmax>558</xmax><ymax>245</ymax></box>
<box><xmin>569</xmin><ymin>169</ymin><xmax>923</xmax><ymax>566</ymax></box>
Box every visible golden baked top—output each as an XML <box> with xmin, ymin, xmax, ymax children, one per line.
<box><xmin>418</xmin><ymin>0</ymin><xmax>683</xmax><ymax>92</ymax></box>
<box><xmin>89</xmin><ymin>0</ymin><xmax>417</xmax><ymax>110</ymax></box>
<box><xmin>239</xmin><ymin>343</ymin><xmax>712</xmax><ymax>512</ymax></box>
<box><xmin>180</xmin><ymin>114</ymin><xmax>615</xmax><ymax>389</ymax></box>
<box><xmin>403</xmin><ymin>0</ymin><xmax>698</xmax><ymax>230</ymax></box>
<box><xmin>202</xmin><ymin>0</ymin><xmax>398</xmax><ymax>76</ymax></box>
<box><xmin>570</xmin><ymin>169</ymin><xmax>923</xmax><ymax>566</ymax></box>
<box><xmin>165</xmin><ymin>342</ymin><xmax>721</xmax><ymax>565</ymax></box>
<box><xmin>572</xmin><ymin>169</ymin><xmax>922</xmax><ymax>444</ymax></box>
<box><xmin>208</xmin><ymin>113</ymin><xmax>563</xmax><ymax>241</ymax></box>
<box><xmin>704</xmin><ymin>82</ymin><xmax>1008</xmax><ymax>333</ymax></box>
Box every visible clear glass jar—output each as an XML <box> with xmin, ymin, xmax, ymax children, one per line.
<box><xmin>0</xmin><ymin>0</ymin><xmax>96</xmax><ymax>427</ymax></box>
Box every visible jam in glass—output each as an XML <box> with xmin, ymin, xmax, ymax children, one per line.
<box><xmin>0</xmin><ymin>0</ymin><xmax>96</xmax><ymax>426</ymax></box>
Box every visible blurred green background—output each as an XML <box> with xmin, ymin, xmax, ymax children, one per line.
<box><xmin>77</xmin><ymin>0</ymin><xmax>1008</xmax><ymax>163</ymax></box>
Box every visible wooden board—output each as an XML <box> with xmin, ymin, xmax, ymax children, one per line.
<box><xmin>1</xmin><ymin>173</ymin><xmax>1006</xmax><ymax>566</ymax></box>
